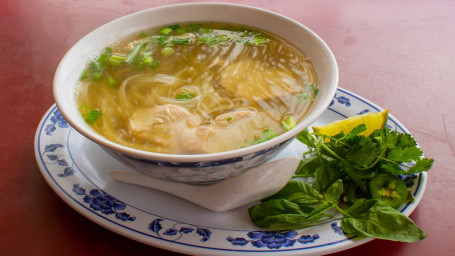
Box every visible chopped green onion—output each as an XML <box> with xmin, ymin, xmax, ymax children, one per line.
<box><xmin>161</xmin><ymin>47</ymin><xmax>174</xmax><ymax>56</ymax></box>
<box><xmin>226</xmin><ymin>116</ymin><xmax>233</xmax><ymax>122</ymax></box>
<box><xmin>89</xmin><ymin>60</ymin><xmax>105</xmax><ymax>73</ymax></box>
<box><xmin>281</xmin><ymin>116</ymin><xmax>296</xmax><ymax>131</ymax></box>
<box><xmin>92</xmin><ymin>71</ymin><xmax>103</xmax><ymax>82</ymax></box>
<box><xmin>168</xmin><ymin>24</ymin><xmax>181</xmax><ymax>30</ymax></box>
<box><xmin>199</xmin><ymin>27</ymin><xmax>212</xmax><ymax>34</ymax></box>
<box><xmin>149</xmin><ymin>59</ymin><xmax>160</xmax><ymax>68</ymax></box>
<box><xmin>176</xmin><ymin>91</ymin><xmax>196</xmax><ymax>100</ymax></box>
<box><xmin>79</xmin><ymin>105</ymin><xmax>102</xmax><ymax>124</ymax></box>
<box><xmin>159</xmin><ymin>27</ymin><xmax>173</xmax><ymax>36</ymax></box>
<box><xmin>172</xmin><ymin>37</ymin><xmax>191</xmax><ymax>45</ymax></box>
<box><xmin>79</xmin><ymin>69</ymin><xmax>89</xmax><ymax>81</ymax></box>
<box><xmin>108</xmin><ymin>54</ymin><xmax>126</xmax><ymax>66</ymax></box>
<box><xmin>125</xmin><ymin>42</ymin><xmax>146</xmax><ymax>63</ymax></box>
<box><xmin>248</xmin><ymin>35</ymin><xmax>270</xmax><ymax>46</ymax></box>
<box><xmin>97</xmin><ymin>47</ymin><xmax>112</xmax><ymax>63</ymax></box>
<box><xmin>298</xmin><ymin>83</ymin><xmax>318</xmax><ymax>101</ymax></box>
<box><xmin>104</xmin><ymin>77</ymin><xmax>118</xmax><ymax>88</ymax></box>
<box><xmin>188</xmin><ymin>24</ymin><xmax>202</xmax><ymax>32</ymax></box>
<box><xmin>216</xmin><ymin>34</ymin><xmax>229</xmax><ymax>42</ymax></box>
<box><xmin>176</xmin><ymin>27</ymin><xmax>186</xmax><ymax>34</ymax></box>
<box><xmin>138</xmin><ymin>32</ymin><xmax>148</xmax><ymax>38</ymax></box>
<box><xmin>251</xmin><ymin>129</ymin><xmax>278</xmax><ymax>145</ymax></box>
<box><xmin>150</xmin><ymin>35</ymin><xmax>169</xmax><ymax>46</ymax></box>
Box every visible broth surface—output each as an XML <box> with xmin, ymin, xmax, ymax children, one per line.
<box><xmin>76</xmin><ymin>23</ymin><xmax>318</xmax><ymax>154</ymax></box>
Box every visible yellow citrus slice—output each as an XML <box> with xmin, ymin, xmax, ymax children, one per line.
<box><xmin>312</xmin><ymin>109</ymin><xmax>389</xmax><ymax>137</ymax></box>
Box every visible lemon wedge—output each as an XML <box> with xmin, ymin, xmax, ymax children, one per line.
<box><xmin>313</xmin><ymin>109</ymin><xmax>389</xmax><ymax>137</ymax></box>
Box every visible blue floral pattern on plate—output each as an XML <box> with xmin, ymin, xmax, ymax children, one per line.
<box><xmin>34</xmin><ymin>88</ymin><xmax>427</xmax><ymax>255</ymax></box>
<box><xmin>44</xmin><ymin>109</ymin><xmax>69</xmax><ymax>135</ymax></box>
<box><xmin>41</xmin><ymin>143</ymin><xmax>74</xmax><ymax>177</ymax></box>
<box><xmin>72</xmin><ymin>184</ymin><xmax>136</xmax><ymax>221</ymax></box>
<box><xmin>149</xmin><ymin>218</ymin><xmax>211</xmax><ymax>242</ymax></box>
<box><xmin>227</xmin><ymin>230</ymin><xmax>319</xmax><ymax>249</ymax></box>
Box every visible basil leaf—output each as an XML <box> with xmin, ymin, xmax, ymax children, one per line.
<box><xmin>295</xmin><ymin>154</ymin><xmax>319</xmax><ymax>177</ymax></box>
<box><xmin>264</xmin><ymin>181</ymin><xmax>323</xmax><ymax>205</ymax></box>
<box><xmin>341</xmin><ymin>199</ymin><xmax>426</xmax><ymax>242</ymax></box>
<box><xmin>325</xmin><ymin>179</ymin><xmax>343</xmax><ymax>204</ymax></box>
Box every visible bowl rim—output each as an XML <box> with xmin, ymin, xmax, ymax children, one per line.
<box><xmin>53</xmin><ymin>2</ymin><xmax>339</xmax><ymax>163</ymax></box>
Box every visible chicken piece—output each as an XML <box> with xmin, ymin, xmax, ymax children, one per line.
<box><xmin>128</xmin><ymin>104</ymin><xmax>192</xmax><ymax>147</ymax></box>
<box><xmin>220</xmin><ymin>59</ymin><xmax>300</xmax><ymax>101</ymax></box>
<box><xmin>180</xmin><ymin>109</ymin><xmax>276</xmax><ymax>154</ymax></box>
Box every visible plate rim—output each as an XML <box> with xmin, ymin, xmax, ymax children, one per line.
<box><xmin>34</xmin><ymin>87</ymin><xmax>427</xmax><ymax>256</ymax></box>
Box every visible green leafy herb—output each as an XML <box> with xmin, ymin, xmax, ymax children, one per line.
<box><xmin>79</xmin><ymin>105</ymin><xmax>102</xmax><ymax>124</ymax></box>
<box><xmin>249</xmin><ymin>124</ymin><xmax>434</xmax><ymax>242</ymax></box>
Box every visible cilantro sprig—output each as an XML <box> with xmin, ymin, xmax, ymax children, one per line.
<box><xmin>248</xmin><ymin>124</ymin><xmax>434</xmax><ymax>242</ymax></box>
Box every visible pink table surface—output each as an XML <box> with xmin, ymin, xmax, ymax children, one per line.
<box><xmin>1</xmin><ymin>0</ymin><xmax>454</xmax><ymax>255</ymax></box>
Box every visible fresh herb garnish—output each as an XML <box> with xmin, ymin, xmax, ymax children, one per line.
<box><xmin>79</xmin><ymin>105</ymin><xmax>102</xmax><ymax>124</ymax></box>
<box><xmin>176</xmin><ymin>91</ymin><xmax>196</xmax><ymax>100</ymax></box>
<box><xmin>281</xmin><ymin>116</ymin><xmax>296</xmax><ymax>131</ymax></box>
<box><xmin>251</xmin><ymin>129</ymin><xmax>278</xmax><ymax>145</ymax></box>
<box><xmin>249</xmin><ymin>124</ymin><xmax>433</xmax><ymax>242</ymax></box>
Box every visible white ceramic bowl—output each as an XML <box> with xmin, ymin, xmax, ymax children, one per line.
<box><xmin>54</xmin><ymin>3</ymin><xmax>338</xmax><ymax>184</ymax></box>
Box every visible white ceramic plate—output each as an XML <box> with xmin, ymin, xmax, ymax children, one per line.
<box><xmin>34</xmin><ymin>88</ymin><xmax>427</xmax><ymax>256</ymax></box>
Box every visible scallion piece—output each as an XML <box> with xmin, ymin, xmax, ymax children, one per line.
<box><xmin>104</xmin><ymin>77</ymin><xmax>118</xmax><ymax>88</ymax></box>
<box><xmin>251</xmin><ymin>129</ymin><xmax>278</xmax><ymax>145</ymax></box>
<box><xmin>79</xmin><ymin>69</ymin><xmax>89</xmax><ymax>81</ymax></box>
<box><xmin>281</xmin><ymin>116</ymin><xmax>296</xmax><ymax>131</ymax></box>
<box><xmin>149</xmin><ymin>59</ymin><xmax>160</xmax><ymax>68</ymax></box>
<box><xmin>172</xmin><ymin>37</ymin><xmax>191</xmax><ymax>45</ymax></box>
<box><xmin>108</xmin><ymin>54</ymin><xmax>126</xmax><ymax>66</ymax></box>
<box><xmin>161</xmin><ymin>47</ymin><xmax>174</xmax><ymax>56</ymax></box>
<box><xmin>176</xmin><ymin>92</ymin><xmax>196</xmax><ymax>100</ymax></box>
<box><xmin>248</xmin><ymin>36</ymin><xmax>270</xmax><ymax>46</ymax></box>
<box><xmin>79</xmin><ymin>105</ymin><xmax>102</xmax><ymax>124</ymax></box>
<box><xmin>125</xmin><ymin>42</ymin><xmax>147</xmax><ymax>63</ymax></box>
<box><xmin>159</xmin><ymin>27</ymin><xmax>173</xmax><ymax>36</ymax></box>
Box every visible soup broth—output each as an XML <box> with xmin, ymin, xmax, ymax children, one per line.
<box><xmin>76</xmin><ymin>23</ymin><xmax>318</xmax><ymax>154</ymax></box>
